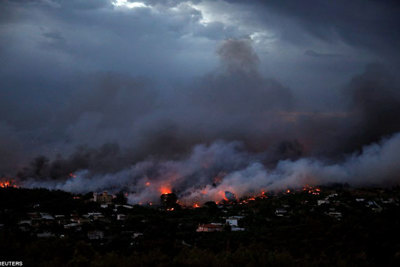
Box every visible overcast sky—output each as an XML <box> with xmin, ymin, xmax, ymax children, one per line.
<box><xmin>1</xmin><ymin>0</ymin><xmax>400</xmax><ymax>177</ymax></box>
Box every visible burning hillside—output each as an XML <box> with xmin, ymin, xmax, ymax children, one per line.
<box><xmin>0</xmin><ymin>179</ymin><xmax>18</xmax><ymax>188</ymax></box>
<box><xmin>16</xmin><ymin>131</ymin><xmax>400</xmax><ymax>205</ymax></box>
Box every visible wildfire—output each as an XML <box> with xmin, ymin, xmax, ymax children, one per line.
<box><xmin>218</xmin><ymin>190</ymin><xmax>229</xmax><ymax>202</ymax></box>
<box><xmin>193</xmin><ymin>203</ymin><xmax>200</xmax><ymax>208</ymax></box>
<box><xmin>159</xmin><ymin>186</ymin><xmax>172</xmax><ymax>195</ymax></box>
<box><xmin>0</xmin><ymin>179</ymin><xmax>18</xmax><ymax>188</ymax></box>
<box><xmin>145</xmin><ymin>182</ymin><xmax>151</xmax><ymax>187</ymax></box>
<box><xmin>302</xmin><ymin>185</ymin><xmax>321</xmax><ymax>195</ymax></box>
<box><xmin>69</xmin><ymin>173</ymin><xmax>77</xmax><ymax>178</ymax></box>
<box><xmin>239</xmin><ymin>190</ymin><xmax>268</xmax><ymax>204</ymax></box>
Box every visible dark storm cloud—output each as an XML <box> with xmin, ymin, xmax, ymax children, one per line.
<box><xmin>304</xmin><ymin>50</ymin><xmax>343</xmax><ymax>58</ymax></box>
<box><xmin>226</xmin><ymin>0</ymin><xmax>400</xmax><ymax>61</ymax></box>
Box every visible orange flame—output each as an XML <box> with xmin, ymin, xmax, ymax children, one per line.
<box><xmin>160</xmin><ymin>186</ymin><xmax>172</xmax><ymax>195</ymax></box>
<box><xmin>220</xmin><ymin>190</ymin><xmax>228</xmax><ymax>201</ymax></box>
<box><xmin>0</xmin><ymin>179</ymin><xmax>18</xmax><ymax>188</ymax></box>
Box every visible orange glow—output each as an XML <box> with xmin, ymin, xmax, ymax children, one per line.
<box><xmin>166</xmin><ymin>208</ymin><xmax>175</xmax><ymax>211</ymax></box>
<box><xmin>193</xmin><ymin>203</ymin><xmax>200</xmax><ymax>208</ymax></box>
<box><xmin>286</xmin><ymin>189</ymin><xmax>291</xmax><ymax>194</ymax></box>
<box><xmin>145</xmin><ymin>182</ymin><xmax>151</xmax><ymax>187</ymax></box>
<box><xmin>218</xmin><ymin>190</ymin><xmax>228</xmax><ymax>201</ymax></box>
<box><xmin>0</xmin><ymin>179</ymin><xmax>18</xmax><ymax>188</ymax></box>
<box><xmin>160</xmin><ymin>186</ymin><xmax>172</xmax><ymax>195</ymax></box>
<box><xmin>302</xmin><ymin>185</ymin><xmax>321</xmax><ymax>195</ymax></box>
<box><xmin>69</xmin><ymin>173</ymin><xmax>77</xmax><ymax>178</ymax></box>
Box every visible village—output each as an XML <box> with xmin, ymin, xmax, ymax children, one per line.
<box><xmin>1</xmin><ymin>184</ymin><xmax>400</xmax><ymax>266</ymax></box>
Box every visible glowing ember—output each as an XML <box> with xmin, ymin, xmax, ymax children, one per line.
<box><xmin>69</xmin><ymin>173</ymin><xmax>77</xmax><ymax>178</ymax></box>
<box><xmin>145</xmin><ymin>182</ymin><xmax>151</xmax><ymax>187</ymax></box>
<box><xmin>193</xmin><ymin>203</ymin><xmax>200</xmax><ymax>208</ymax></box>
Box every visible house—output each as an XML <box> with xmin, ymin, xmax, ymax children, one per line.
<box><xmin>37</xmin><ymin>232</ymin><xmax>55</xmax><ymax>238</ymax></box>
<box><xmin>196</xmin><ymin>223</ymin><xmax>224</xmax><ymax>232</ymax></box>
<box><xmin>366</xmin><ymin>201</ymin><xmax>382</xmax><ymax>212</ymax></box>
<box><xmin>231</xmin><ymin>227</ymin><xmax>245</xmax><ymax>231</ymax></box>
<box><xmin>87</xmin><ymin>230</ymin><xmax>104</xmax><ymax>240</ymax></box>
<box><xmin>327</xmin><ymin>193</ymin><xmax>338</xmax><ymax>199</ymax></box>
<box><xmin>275</xmin><ymin>208</ymin><xmax>287</xmax><ymax>217</ymax></box>
<box><xmin>28</xmin><ymin>212</ymin><xmax>41</xmax><ymax>219</ymax></box>
<box><xmin>117</xmin><ymin>214</ymin><xmax>126</xmax><ymax>221</ymax></box>
<box><xmin>225</xmin><ymin>216</ymin><xmax>243</xmax><ymax>226</ymax></box>
<box><xmin>18</xmin><ymin>220</ymin><xmax>32</xmax><ymax>231</ymax></box>
<box><xmin>55</xmin><ymin>215</ymin><xmax>67</xmax><ymax>225</ymax></box>
<box><xmin>86</xmin><ymin>212</ymin><xmax>104</xmax><ymax>220</ymax></box>
<box><xmin>93</xmin><ymin>192</ymin><xmax>113</xmax><ymax>204</ymax></box>
<box><xmin>318</xmin><ymin>200</ymin><xmax>329</xmax><ymax>206</ymax></box>
<box><xmin>40</xmin><ymin>213</ymin><xmax>55</xmax><ymax>221</ymax></box>
<box><xmin>226</xmin><ymin>218</ymin><xmax>238</xmax><ymax>226</ymax></box>
<box><xmin>78</xmin><ymin>217</ymin><xmax>91</xmax><ymax>224</ymax></box>
<box><xmin>132</xmin><ymin>232</ymin><xmax>143</xmax><ymax>239</ymax></box>
<box><xmin>326</xmin><ymin>211</ymin><xmax>342</xmax><ymax>220</ymax></box>
<box><xmin>64</xmin><ymin>223</ymin><xmax>81</xmax><ymax>230</ymax></box>
<box><xmin>18</xmin><ymin>220</ymin><xmax>32</xmax><ymax>226</ymax></box>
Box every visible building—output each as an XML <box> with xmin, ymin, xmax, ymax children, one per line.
<box><xmin>93</xmin><ymin>192</ymin><xmax>113</xmax><ymax>204</ymax></box>
<box><xmin>87</xmin><ymin>230</ymin><xmax>104</xmax><ymax>240</ymax></box>
<box><xmin>275</xmin><ymin>208</ymin><xmax>288</xmax><ymax>217</ymax></box>
<box><xmin>37</xmin><ymin>232</ymin><xmax>55</xmax><ymax>238</ymax></box>
<box><xmin>231</xmin><ymin>227</ymin><xmax>245</xmax><ymax>231</ymax></box>
<box><xmin>226</xmin><ymin>218</ymin><xmax>238</xmax><ymax>226</ymax></box>
<box><xmin>117</xmin><ymin>214</ymin><xmax>126</xmax><ymax>221</ymax></box>
<box><xmin>196</xmin><ymin>223</ymin><xmax>224</xmax><ymax>232</ymax></box>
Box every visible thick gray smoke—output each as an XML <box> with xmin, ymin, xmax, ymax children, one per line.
<box><xmin>22</xmin><ymin>132</ymin><xmax>400</xmax><ymax>204</ymax></box>
<box><xmin>10</xmin><ymin>38</ymin><xmax>400</xmax><ymax>202</ymax></box>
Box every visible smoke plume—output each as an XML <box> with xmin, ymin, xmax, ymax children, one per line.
<box><xmin>5</xmin><ymin>39</ymin><xmax>400</xmax><ymax>204</ymax></box>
